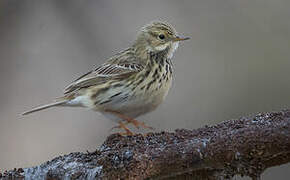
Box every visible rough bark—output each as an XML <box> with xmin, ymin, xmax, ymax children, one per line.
<box><xmin>1</xmin><ymin>109</ymin><xmax>290</xmax><ymax>180</ymax></box>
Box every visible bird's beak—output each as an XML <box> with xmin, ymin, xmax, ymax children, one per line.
<box><xmin>173</xmin><ymin>36</ymin><xmax>190</xmax><ymax>42</ymax></box>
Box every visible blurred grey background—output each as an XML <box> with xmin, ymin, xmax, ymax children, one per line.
<box><xmin>0</xmin><ymin>0</ymin><xmax>289</xmax><ymax>179</ymax></box>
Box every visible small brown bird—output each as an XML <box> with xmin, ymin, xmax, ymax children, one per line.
<box><xmin>23</xmin><ymin>21</ymin><xmax>189</xmax><ymax>135</ymax></box>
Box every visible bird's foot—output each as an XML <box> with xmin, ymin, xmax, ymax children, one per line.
<box><xmin>126</xmin><ymin>118</ymin><xmax>154</xmax><ymax>130</ymax></box>
<box><xmin>111</xmin><ymin>121</ymin><xmax>134</xmax><ymax>136</ymax></box>
<box><xmin>105</xmin><ymin>109</ymin><xmax>154</xmax><ymax>130</ymax></box>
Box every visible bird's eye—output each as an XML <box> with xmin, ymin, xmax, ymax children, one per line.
<box><xmin>158</xmin><ymin>34</ymin><xmax>165</xmax><ymax>40</ymax></box>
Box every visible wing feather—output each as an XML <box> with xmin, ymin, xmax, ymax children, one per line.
<box><xmin>64</xmin><ymin>48</ymin><xmax>145</xmax><ymax>94</ymax></box>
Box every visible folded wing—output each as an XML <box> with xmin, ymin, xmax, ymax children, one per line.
<box><xmin>64</xmin><ymin>48</ymin><xmax>145</xmax><ymax>94</ymax></box>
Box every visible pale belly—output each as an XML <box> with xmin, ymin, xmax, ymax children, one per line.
<box><xmin>99</xmin><ymin>78</ymin><xmax>172</xmax><ymax>121</ymax></box>
<box><xmin>68</xmin><ymin>75</ymin><xmax>172</xmax><ymax>122</ymax></box>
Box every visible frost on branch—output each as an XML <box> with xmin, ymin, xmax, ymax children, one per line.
<box><xmin>1</xmin><ymin>109</ymin><xmax>290</xmax><ymax>179</ymax></box>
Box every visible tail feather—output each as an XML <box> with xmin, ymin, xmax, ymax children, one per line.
<box><xmin>22</xmin><ymin>100</ymin><xmax>68</xmax><ymax>115</ymax></box>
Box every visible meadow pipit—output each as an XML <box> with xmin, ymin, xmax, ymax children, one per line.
<box><xmin>23</xmin><ymin>21</ymin><xmax>189</xmax><ymax>135</ymax></box>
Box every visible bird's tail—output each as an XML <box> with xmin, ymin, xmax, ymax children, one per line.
<box><xmin>22</xmin><ymin>100</ymin><xmax>68</xmax><ymax>115</ymax></box>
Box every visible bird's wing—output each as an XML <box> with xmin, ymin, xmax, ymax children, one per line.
<box><xmin>63</xmin><ymin>48</ymin><xmax>145</xmax><ymax>94</ymax></box>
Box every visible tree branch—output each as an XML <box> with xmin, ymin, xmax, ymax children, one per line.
<box><xmin>1</xmin><ymin>109</ymin><xmax>290</xmax><ymax>179</ymax></box>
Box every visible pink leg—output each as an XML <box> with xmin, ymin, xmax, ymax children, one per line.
<box><xmin>106</xmin><ymin>110</ymin><xmax>154</xmax><ymax>130</ymax></box>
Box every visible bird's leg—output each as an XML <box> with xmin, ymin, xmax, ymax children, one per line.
<box><xmin>116</xmin><ymin>121</ymin><xmax>134</xmax><ymax>136</ymax></box>
<box><xmin>106</xmin><ymin>110</ymin><xmax>154</xmax><ymax>130</ymax></box>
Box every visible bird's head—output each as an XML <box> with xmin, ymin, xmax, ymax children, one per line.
<box><xmin>134</xmin><ymin>21</ymin><xmax>189</xmax><ymax>58</ymax></box>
